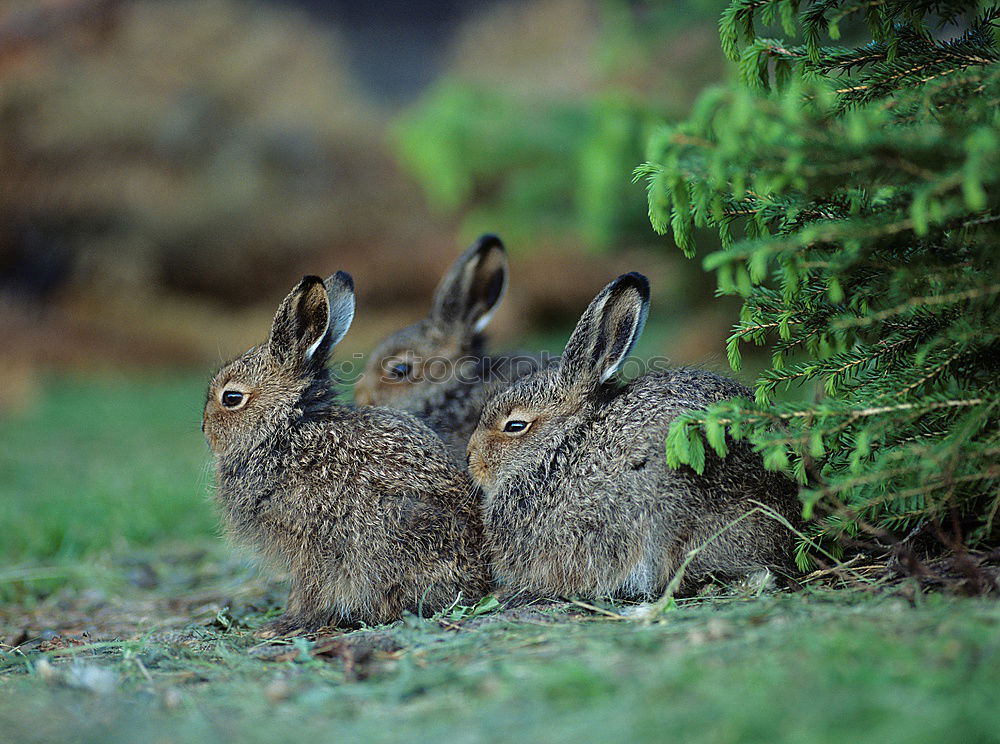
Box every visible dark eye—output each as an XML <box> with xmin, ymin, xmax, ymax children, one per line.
<box><xmin>503</xmin><ymin>420</ymin><xmax>530</xmax><ymax>434</ymax></box>
<box><xmin>388</xmin><ymin>361</ymin><xmax>412</xmax><ymax>380</ymax></box>
<box><xmin>221</xmin><ymin>390</ymin><xmax>244</xmax><ymax>408</ymax></box>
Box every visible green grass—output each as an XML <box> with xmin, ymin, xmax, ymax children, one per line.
<box><xmin>2</xmin><ymin>593</ymin><xmax>999</xmax><ymax>744</ymax></box>
<box><xmin>2</xmin><ymin>375</ymin><xmax>997</xmax><ymax>743</ymax></box>
<box><xmin>0</xmin><ymin>374</ymin><xmax>217</xmax><ymax>559</ymax></box>
<box><xmin>0</xmin><ymin>374</ymin><xmax>217</xmax><ymax>599</ymax></box>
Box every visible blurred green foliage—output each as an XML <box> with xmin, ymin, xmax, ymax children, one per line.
<box><xmin>392</xmin><ymin>0</ymin><xmax>727</xmax><ymax>250</ymax></box>
<box><xmin>394</xmin><ymin>84</ymin><xmax>648</xmax><ymax>247</ymax></box>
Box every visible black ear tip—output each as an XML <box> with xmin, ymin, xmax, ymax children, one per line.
<box><xmin>299</xmin><ymin>275</ymin><xmax>325</xmax><ymax>289</ymax></box>
<box><xmin>617</xmin><ymin>272</ymin><xmax>650</xmax><ymax>301</ymax></box>
<box><xmin>332</xmin><ymin>270</ymin><xmax>354</xmax><ymax>292</ymax></box>
<box><xmin>474</xmin><ymin>234</ymin><xmax>505</xmax><ymax>253</ymax></box>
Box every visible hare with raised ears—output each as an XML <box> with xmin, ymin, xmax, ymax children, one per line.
<box><xmin>467</xmin><ymin>272</ymin><xmax>800</xmax><ymax>600</ymax></box>
<box><xmin>355</xmin><ymin>234</ymin><xmax>539</xmax><ymax>460</ymax></box>
<box><xmin>203</xmin><ymin>272</ymin><xmax>490</xmax><ymax>637</ymax></box>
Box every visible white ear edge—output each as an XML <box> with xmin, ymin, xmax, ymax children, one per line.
<box><xmin>304</xmin><ymin>314</ymin><xmax>331</xmax><ymax>361</ymax></box>
<box><xmin>596</xmin><ymin>298</ymin><xmax>648</xmax><ymax>383</ymax></box>
<box><xmin>471</xmin><ymin>302</ymin><xmax>499</xmax><ymax>334</ymax></box>
<box><xmin>598</xmin><ymin>361</ymin><xmax>623</xmax><ymax>384</ymax></box>
<box><xmin>470</xmin><ymin>264</ymin><xmax>507</xmax><ymax>334</ymax></box>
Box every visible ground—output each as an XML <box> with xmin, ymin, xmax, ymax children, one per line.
<box><xmin>2</xmin><ymin>376</ymin><xmax>999</xmax><ymax>743</ymax></box>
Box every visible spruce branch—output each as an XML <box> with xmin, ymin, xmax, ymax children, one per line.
<box><xmin>832</xmin><ymin>284</ymin><xmax>1000</xmax><ymax>328</ymax></box>
<box><xmin>648</xmin><ymin>0</ymin><xmax>1000</xmax><ymax>555</ymax></box>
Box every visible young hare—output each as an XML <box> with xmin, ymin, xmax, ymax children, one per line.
<box><xmin>203</xmin><ymin>272</ymin><xmax>489</xmax><ymax>636</ymax></box>
<box><xmin>355</xmin><ymin>234</ymin><xmax>538</xmax><ymax>459</ymax></box>
<box><xmin>467</xmin><ymin>272</ymin><xmax>800</xmax><ymax>600</ymax></box>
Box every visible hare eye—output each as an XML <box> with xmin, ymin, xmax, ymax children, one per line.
<box><xmin>221</xmin><ymin>390</ymin><xmax>245</xmax><ymax>408</ymax></box>
<box><xmin>503</xmin><ymin>420</ymin><xmax>531</xmax><ymax>434</ymax></box>
<box><xmin>388</xmin><ymin>361</ymin><xmax>412</xmax><ymax>380</ymax></box>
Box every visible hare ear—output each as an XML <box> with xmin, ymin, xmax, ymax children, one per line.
<box><xmin>559</xmin><ymin>272</ymin><xmax>649</xmax><ymax>389</ymax></box>
<box><xmin>268</xmin><ymin>276</ymin><xmax>331</xmax><ymax>366</ymax></box>
<box><xmin>430</xmin><ymin>234</ymin><xmax>508</xmax><ymax>334</ymax></box>
<box><xmin>322</xmin><ymin>271</ymin><xmax>356</xmax><ymax>349</ymax></box>
<box><xmin>268</xmin><ymin>274</ymin><xmax>352</xmax><ymax>367</ymax></box>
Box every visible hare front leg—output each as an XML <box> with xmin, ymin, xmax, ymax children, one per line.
<box><xmin>255</xmin><ymin>574</ymin><xmax>332</xmax><ymax>638</ymax></box>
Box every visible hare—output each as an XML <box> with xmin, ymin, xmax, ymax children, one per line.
<box><xmin>203</xmin><ymin>272</ymin><xmax>490</xmax><ymax>636</ymax></box>
<box><xmin>467</xmin><ymin>272</ymin><xmax>800</xmax><ymax>600</ymax></box>
<box><xmin>355</xmin><ymin>234</ymin><xmax>539</xmax><ymax>460</ymax></box>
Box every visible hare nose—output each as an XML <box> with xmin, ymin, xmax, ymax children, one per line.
<box><xmin>466</xmin><ymin>446</ymin><xmax>490</xmax><ymax>485</ymax></box>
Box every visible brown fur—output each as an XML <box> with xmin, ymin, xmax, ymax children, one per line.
<box><xmin>355</xmin><ymin>235</ymin><xmax>539</xmax><ymax>459</ymax></box>
<box><xmin>467</xmin><ymin>273</ymin><xmax>801</xmax><ymax>600</ymax></box>
<box><xmin>203</xmin><ymin>273</ymin><xmax>490</xmax><ymax>636</ymax></box>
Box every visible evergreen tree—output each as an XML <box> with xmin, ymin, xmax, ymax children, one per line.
<box><xmin>637</xmin><ymin>0</ymin><xmax>1000</xmax><ymax>567</ymax></box>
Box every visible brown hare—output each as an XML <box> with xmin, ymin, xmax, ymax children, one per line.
<box><xmin>467</xmin><ymin>272</ymin><xmax>800</xmax><ymax>600</ymax></box>
<box><xmin>203</xmin><ymin>272</ymin><xmax>490</xmax><ymax>636</ymax></box>
<box><xmin>355</xmin><ymin>234</ymin><xmax>539</xmax><ymax>460</ymax></box>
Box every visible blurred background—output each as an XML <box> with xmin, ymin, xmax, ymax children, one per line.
<box><xmin>1</xmin><ymin>0</ymin><xmax>746</xmax><ymax>569</ymax></box>
<box><xmin>0</xmin><ymin>0</ymin><xmax>737</xmax><ymax>411</ymax></box>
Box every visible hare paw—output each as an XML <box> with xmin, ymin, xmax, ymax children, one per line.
<box><xmin>254</xmin><ymin>615</ymin><xmax>311</xmax><ymax>639</ymax></box>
